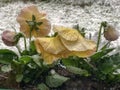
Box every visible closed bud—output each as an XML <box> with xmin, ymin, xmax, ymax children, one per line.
<box><xmin>104</xmin><ymin>25</ymin><xmax>119</xmax><ymax>41</ymax></box>
<box><xmin>2</xmin><ymin>30</ymin><xmax>16</xmax><ymax>46</ymax></box>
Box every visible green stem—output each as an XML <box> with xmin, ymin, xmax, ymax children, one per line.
<box><xmin>29</xmin><ymin>28</ymin><xmax>32</xmax><ymax>46</ymax></box>
<box><xmin>16</xmin><ymin>45</ymin><xmax>21</xmax><ymax>55</ymax></box>
<box><xmin>29</xmin><ymin>27</ymin><xmax>33</xmax><ymax>50</ymax></box>
<box><xmin>96</xmin><ymin>23</ymin><xmax>103</xmax><ymax>52</ymax></box>
<box><xmin>23</xmin><ymin>35</ymin><xmax>27</xmax><ymax>51</ymax></box>
<box><xmin>101</xmin><ymin>41</ymin><xmax>111</xmax><ymax>50</ymax></box>
<box><xmin>84</xmin><ymin>59</ymin><xmax>97</xmax><ymax>71</ymax></box>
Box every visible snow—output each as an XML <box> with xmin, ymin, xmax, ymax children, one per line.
<box><xmin>0</xmin><ymin>0</ymin><xmax>120</xmax><ymax>52</ymax></box>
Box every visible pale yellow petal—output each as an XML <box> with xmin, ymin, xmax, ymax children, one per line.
<box><xmin>42</xmin><ymin>52</ymin><xmax>59</xmax><ymax>64</ymax></box>
<box><xmin>36</xmin><ymin>36</ymin><xmax>66</xmax><ymax>54</ymax></box>
<box><xmin>19</xmin><ymin>24</ymin><xmax>30</xmax><ymax>37</ymax></box>
<box><xmin>34</xmin><ymin>37</ymin><xmax>72</xmax><ymax>64</ymax></box>
<box><xmin>37</xmin><ymin>18</ymin><xmax>51</xmax><ymax>37</ymax></box>
<box><xmin>34</xmin><ymin>38</ymin><xmax>42</xmax><ymax>53</ymax></box>
<box><xmin>53</xmin><ymin>26</ymin><xmax>96</xmax><ymax>52</ymax></box>
<box><xmin>71</xmin><ymin>48</ymin><xmax>96</xmax><ymax>58</ymax></box>
<box><xmin>17</xmin><ymin>5</ymin><xmax>46</xmax><ymax>22</ymax></box>
<box><xmin>17</xmin><ymin>5</ymin><xmax>50</xmax><ymax>38</ymax></box>
<box><xmin>60</xmin><ymin>36</ymin><xmax>96</xmax><ymax>52</ymax></box>
<box><xmin>34</xmin><ymin>39</ymin><xmax>59</xmax><ymax>64</ymax></box>
<box><xmin>53</xmin><ymin>26</ymin><xmax>80</xmax><ymax>41</ymax></box>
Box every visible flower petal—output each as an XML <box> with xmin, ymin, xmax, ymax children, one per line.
<box><xmin>37</xmin><ymin>18</ymin><xmax>51</xmax><ymax>37</ymax></box>
<box><xmin>53</xmin><ymin>26</ymin><xmax>96</xmax><ymax>52</ymax></box>
<box><xmin>35</xmin><ymin>39</ymin><xmax>59</xmax><ymax>64</ymax></box>
<box><xmin>61</xmin><ymin>37</ymin><xmax>96</xmax><ymax>52</ymax></box>
<box><xmin>17</xmin><ymin>5</ymin><xmax>46</xmax><ymax>22</ymax></box>
<box><xmin>71</xmin><ymin>48</ymin><xmax>96</xmax><ymax>57</ymax></box>
<box><xmin>35</xmin><ymin>36</ymin><xmax>66</xmax><ymax>54</ymax></box>
<box><xmin>17</xmin><ymin>5</ymin><xmax>50</xmax><ymax>37</ymax></box>
<box><xmin>35</xmin><ymin>37</ymin><xmax>70</xmax><ymax>64</ymax></box>
<box><xmin>53</xmin><ymin>26</ymin><xmax>79</xmax><ymax>41</ymax></box>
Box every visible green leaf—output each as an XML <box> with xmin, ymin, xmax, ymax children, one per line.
<box><xmin>0</xmin><ymin>49</ymin><xmax>18</xmax><ymax>64</ymax></box>
<box><xmin>16</xmin><ymin>74</ymin><xmax>23</xmax><ymax>82</ymax></box>
<box><xmin>110</xmin><ymin>53</ymin><xmax>120</xmax><ymax>65</ymax></box>
<box><xmin>37</xmin><ymin>83</ymin><xmax>49</xmax><ymax>90</ymax></box>
<box><xmin>90</xmin><ymin>48</ymin><xmax>114</xmax><ymax>61</ymax></box>
<box><xmin>27</xmin><ymin>63</ymin><xmax>37</xmax><ymax>69</ymax></box>
<box><xmin>62</xmin><ymin>56</ymin><xmax>79</xmax><ymax>67</ymax></box>
<box><xmin>19</xmin><ymin>56</ymin><xmax>32</xmax><ymax>64</ymax></box>
<box><xmin>99</xmin><ymin>59</ymin><xmax>113</xmax><ymax>74</ymax></box>
<box><xmin>66</xmin><ymin>66</ymin><xmax>89</xmax><ymax>76</ymax></box>
<box><xmin>100</xmin><ymin>53</ymin><xmax>120</xmax><ymax>74</ymax></box>
<box><xmin>46</xmin><ymin>73</ymin><xmax>69</xmax><ymax>88</ymax></box>
<box><xmin>23</xmin><ymin>77</ymin><xmax>31</xmax><ymax>83</ymax></box>
<box><xmin>32</xmin><ymin>55</ymin><xmax>42</xmax><ymax>67</ymax></box>
<box><xmin>1</xmin><ymin>64</ymin><xmax>12</xmax><ymax>72</ymax></box>
<box><xmin>21</xmin><ymin>50</ymin><xmax>29</xmax><ymax>55</ymax></box>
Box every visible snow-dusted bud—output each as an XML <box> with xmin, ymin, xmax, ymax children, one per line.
<box><xmin>104</xmin><ymin>25</ymin><xmax>119</xmax><ymax>41</ymax></box>
<box><xmin>2</xmin><ymin>30</ymin><xmax>16</xmax><ymax>46</ymax></box>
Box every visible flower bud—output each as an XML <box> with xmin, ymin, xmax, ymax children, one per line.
<box><xmin>104</xmin><ymin>25</ymin><xmax>119</xmax><ymax>41</ymax></box>
<box><xmin>2</xmin><ymin>30</ymin><xmax>16</xmax><ymax>46</ymax></box>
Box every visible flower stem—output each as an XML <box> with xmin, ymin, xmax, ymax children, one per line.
<box><xmin>96</xmin><ymin>23</ymin><xmax>103</xmax><ymax>52</ymax></box>
<box><xmin>16</xmin><ymin>45</ymin><xmax>21</xmax><ymax>55</ymax></box>
<box><xmin>84</xmin><ymin>59</ymin><xmax>97</xmax><ymax>71</ymax></box>
<box><xmin>29</xmin><ymin>28</ymin><xmax>32</xmax><ymax>46</ymax></box>
<box><xmin>101</xmin><ymin>41</ymin><xmax>111</xmax><ymax>50</ymax></box>
<box><xmin>29</xmin><ymin>27</ymin><xmax>33</xmax><ymax>47</ymax></box>
<box><xmin>23</xmin><ymin>35</ymin><xmax>27</xmax><ymax>51</ymax></box>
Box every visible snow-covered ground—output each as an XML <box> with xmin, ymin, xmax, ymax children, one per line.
<box><xmin>0</xmin><ymin>0</ymin><xmax>120</xmax><ymax>52</ymax></box>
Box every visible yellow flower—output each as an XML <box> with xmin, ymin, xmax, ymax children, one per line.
<box><xmin>17</xmin><ymin>5</ymin><xmax>51</xmax><ymax>37</ymax></box>
<box><xmin>53</xmin><ymin>26</ymin><xmax>80</xmax><ymax>41</ymax></box>
<box><xmin>53</xmin><ymin>26</ymin><xmax>96</xmax><ymax>56</ymax></box>
<box><xmin>35</xmin><ymin>26</ymin><xmax>96</xmax><ymax>64</ymax></box>
<box><xmin>35</xmin><ymin>36</ymin><xmax>70</xmax><ymax>64</ymax></box>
